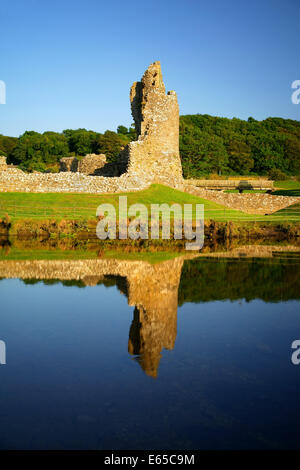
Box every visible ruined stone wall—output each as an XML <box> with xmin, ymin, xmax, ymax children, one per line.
<box><xmin>59</xmin><ymin>154</ymin><xmax>107</xmax><ymax>175</ymax></box>
<box><xmin>186</xmin><ymin>179</ymin><xmax>274</xmax><ymax>190</ymax></box>
<box><xmin>1</xmin><ymin>62</ymin><xmax>298</xmax><ymax>217</ymax></box>
<box><xmin>184</xmin><ymin>183</ymin><xmax>298</xmax><ymax>214</ymax></box>
<box><xmin>0</xmin><ymin>62</ymin><xmax>180</xmax><ymax>194</ymax></box>
<box><xmin>59</xmin><ymin>157</ymin><xmax>78</xmax><ymax>172</ymax></box>
<box><xmin>0</xmin><ymin>167</ymin><xmax>148</xmax><ymax>193</ymax></box>
<box><xmin>0</xmin><ymin>156</ymin><xmax>7</xmax><ymax>172</ymax></box>
<box><xmin>124</xmin><ymin>61</ymin><xmax>183</xmax><ymax>189</ymax></box>
<box><xmin>78</xmin><ymin>154</ymin><xmax>106</xmax><ymax>175</ymax></box>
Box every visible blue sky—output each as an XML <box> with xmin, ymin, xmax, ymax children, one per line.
<box><xmin>0</xmin><ymin>0</ymin><xmax>299</xmax><ymax>137</ymax></box>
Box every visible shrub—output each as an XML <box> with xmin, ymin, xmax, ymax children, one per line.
<box><xmin>209</xmin><ymin>173</ymin><xmax>226</xmax><ymax>180</ymax></box>
<box><xmin>268</xmin><ymin>169</ymin><xmax>289</xmax><ymax>181</ymax></box>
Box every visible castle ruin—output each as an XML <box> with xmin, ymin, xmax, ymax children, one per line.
<box><xmin>0</xmin><ymin>63</ymin><xmax>298</xmax><ymax>215</ymax></box>
<box><xmin>123</xmin><ymin>61</ymin><xmax>183</xmax><ymax>187</ymax></box>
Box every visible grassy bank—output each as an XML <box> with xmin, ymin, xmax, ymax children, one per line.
<box><xmin>0</xmin><ymin>185</ymin><xmax>249</xmax><ymax>221</ymax></box>
<box><xmin>1</xmin><ymin>236</ymin><xmax>299</xmax><ymax>262</ymax></box>
<box><xmin>0</xmin><ymin>184</ymin><xmax>300</xmax><ymax>223</ymax></box>
<box><xmin>1</xmin><ymin>218</ymin><xmax>299</xmax><ymax>245</ymax></box>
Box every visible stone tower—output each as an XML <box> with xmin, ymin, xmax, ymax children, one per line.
<box><xmin>124</xmin><ymin>61</ymin><xmax>183</xmax><ymax>189</ymax></box>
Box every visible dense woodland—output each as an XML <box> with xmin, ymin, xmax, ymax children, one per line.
<box><xmin>0</xmin><ymin>115</ymin><xmax>299</xmax><ymax>178</ymax></box>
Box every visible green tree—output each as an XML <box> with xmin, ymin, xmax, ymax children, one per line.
<box><xmin>117</xmin><ymin>125</ymin><xmax>129</xmax><ymax>135</ymax></box>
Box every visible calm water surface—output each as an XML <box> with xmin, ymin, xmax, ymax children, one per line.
<box><xmin>0</xmin><ymin>249</ymin><xmax>300</xmax><ymax>449</ymax></box>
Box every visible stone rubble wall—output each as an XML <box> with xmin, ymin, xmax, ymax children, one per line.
<box><xmin>59</xmin><ymin>154</ymin><xmax>107</xmax><ymax>175</ymax></box>
<box><xmin>0</xmin><ymin>167</ymin><xmax>149</xmax><ymax>193</ymax></box>
<box><xmin>184</xmin><ymin>183</ymin><xmax>298</xmax><ymax>214</ymax></box>
<box><xmin>59</xmin><ymin>157</ymin><xmax>78</xmax><ymax>172</ymax></box>
<box><xmin>186</xmin><ymin>178</ymin><xmax>274</xmax><ymax>190</ymax></box>
<box><xmin>0</xmin><ymin>167</ymin><xmax>298</xmax><ymax>215</ymax></box>
<box><xmin>77</xmin><ymin>154</ymin><xmax>106</xmax><ymax>175</ymax></box>
<box><xmin>0</xmin><ymin>156</ymin><xmax>7</xmax><ymax>172</ymax></box>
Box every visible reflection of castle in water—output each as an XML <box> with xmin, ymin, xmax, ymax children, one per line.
<box><xmin>126</xmin><ymin>258</ymin><xmax>181</xmax><ymax>377</ymax></box>
<box><xmin>0</xmin><ymin>256</ymin><xmax>185</xmax><ymax>377</ymax></box>
<box><xmin>1</xmin><ymin>244</ymin><xmax>299</xmax><ymax>377</ymax></box>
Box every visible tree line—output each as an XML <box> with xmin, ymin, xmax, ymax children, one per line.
<box><xmin>0</xmin><ymin>126</ymin><xmax>136</xmax><ymax>172</ymax></box>
<box><xmin>0</xmin><ymin>115</ymin><xmax>299</xmax><ymax>177</ymax></box>
<box><xmin>180</xmin><ymin>114</ymin><xmax>300</xmax><ymax>178</ymax></box>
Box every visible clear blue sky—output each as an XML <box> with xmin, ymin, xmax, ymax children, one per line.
<box><xmin>0</xmin><ymin>0</ymin><xmax>299</xmax><ymax>137</ymax></box>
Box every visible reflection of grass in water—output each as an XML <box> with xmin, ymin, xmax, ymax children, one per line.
<box><xmin>0</xmin><ymin>245</ymin><xmax>183</xmax><ymax>264</ymax></box>
<box><xmin>103</xmin><ymin>250</ymin><xmax>182</xmax><ymax>264</ymax></box>
<box><xmin>0</xmin><ymin>248</ymin><xmax>98</xmax><ymax>261</ymax></box>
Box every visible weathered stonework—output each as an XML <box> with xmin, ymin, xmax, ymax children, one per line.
<box><xmin>184</xmin><ymin>182</ymin><xmax>298</xmax><ymax>214</ymax></box>
<box><xmin>124</xmin><ymin>61</ymin><xmax>183</xmax><ymax>189</ymax></box>
<box><xmin>78</xmin><ymin>154</ymin><xmax>106</xmax><ymax>175</ymax></box>
<box><xmin>0</xmin><ymin>156</ymin><xmax>7</xmax><ymax>172</ymax></box>
<box><xmin>59</xmin><ymin>157</ymin><xmax>78</xmax><ymax>172</ymax></box>
<box><xmin>186</xmin><ymin>178</ymin><xmax>274</xmax><ymax>191</ymax></box>
<box><xmin>0</xmin><ymin>62</ymin><xmax>184</xmax><ymax>194</ymax></box>
<box><xmin>0</xmin><ymin>167</ymin><xmax>148</xmax><ymax>193</ymax></box>
<box><xmin>59</xmin><ymin>154</ymin><xmax>107</xmax><ymax>175</ymax></box>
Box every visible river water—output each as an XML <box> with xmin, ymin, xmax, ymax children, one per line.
<box><xmin>0</xmin><ymin>242</ymin><xmax>300</xmax><ymax>449</ymax></box>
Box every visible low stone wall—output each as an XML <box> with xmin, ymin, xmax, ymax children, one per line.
<box><xmin>0</xmin><ymin>156</ymin><xmax>7</xmax><ymax>172</ymax></box>
<box><xmin>0</xmin><ymin>167</ymin><xmax>149</xmax><ymax>193</ymax></box>
<box><xmin>59</xmin><ymin>154</ymin><xmax>107</xmax><ymax>175</ymax></box>
<box><xmin>186</xmin><ymin>178</ymin><xmax>274</xmax><ymax>190</ymax></box>
<box><xmin>184</xmin><ymin>183</ymin><xmax>298</xmax><ymax>214</ymax></box>
<box><xmin>0</xmin><ymin>168</ymin><xmax>298</xmax><ymax>215</ymax></box>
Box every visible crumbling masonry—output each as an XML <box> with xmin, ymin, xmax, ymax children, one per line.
<box><xmin>0</xmin><ymin>62</ymin><xmax>298</xmax><ymax>215</ymax></box>
<box><xmin>123</xmin><ymin>61</ymin><xmax>183</xmax><ymax>187</ymax></box>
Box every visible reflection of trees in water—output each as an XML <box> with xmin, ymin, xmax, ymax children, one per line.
<box><xmin>0</xmin><ymin>250</ymin><xmax>300</xmax><ymax>377</ymax></box>
<box><xmin>179</xmin><ymin>256</ymin><xmax>300</xmax><ymax>304</ymax></box>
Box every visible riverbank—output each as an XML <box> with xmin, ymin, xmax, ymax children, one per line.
<box><xmin>0</xmin><ymin>184</ymin><xmax>299</xmax><ymax>244</ymax></box>
<box><xmin>1</xmin><ymin>215</ymin><xmax>300</xmax><ymax>245</ymax></box>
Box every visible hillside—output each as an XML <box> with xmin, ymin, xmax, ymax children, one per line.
<box><xmin>180</xmin><ymin>114</ymin><xmax>300</xmax><ymax>178</ymax></box>
<box><xmin>1</xmin><ymin>114</ymin><xmax>300</xmax><ymax>177</ymax></box>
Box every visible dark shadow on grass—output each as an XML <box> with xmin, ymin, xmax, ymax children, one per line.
<box><xmin>273</xmin><ymin>189</ymin><xmax>300</xmax><ymax>197</ymax></box>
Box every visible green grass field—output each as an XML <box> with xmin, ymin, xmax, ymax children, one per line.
<box><xmin>0</xmin><ymin>184</ymin><xmax>299</xmax><ymax>222</ymax></box>
<box><xmin>273</xmin><ymin>180</ymin><xmax>300</xmax><ymax>197</ymax></box>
